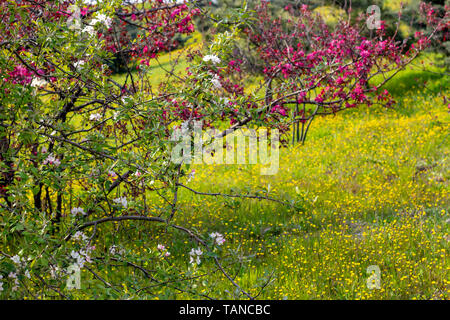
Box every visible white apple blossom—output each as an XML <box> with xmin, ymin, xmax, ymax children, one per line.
<box><xmin>109</xmin><ymin>245</ymin><xmax>125</xmax><ymax>256</ymax></box>
<box><xmin>43</xmin><ymin>154</ymin><xmax>61</xmax><ymax>167</ymax></box>
<box><xmin>186</xmin><ymin>169</ymin><xmax>195</xmax><ymax>183</ymax></box>
<box><xmin>210</xmin><ymin>232</ymin><xmax>226</xmax><ymax>246</ymax></box>
<box><xmin>91</xmin><ymin>13</ymin><xmax>112</xmax><ymax>28</ymax></box>
<box><xmin>189</xmin><ymin>248</ymin><xmax>203</xmax><ymax>265</ymax></box>
<box><xmin>74</xmin><ymin>60</ymin><xmax>85</xmax><ymax>70</ymax></box>
<box><xmin>73</xmin><ymin>231</ymin><xmax>88</xmax><ymax>242</ymax></box>
<box><xmin>109</xmin><ymin>245</ymin><xmax>117</xmax><ymax>255</ymax></box>
<box><xmin>180</xmin><ymin>120</ymin><xmax>190</xmax><ymax>135</ymax></box>
<box><xmin>89</xmin><ymin>113</ymin><xmax>102</xmax><ymax>121</ymax></box>
<box><xmin>203</xmin><ymin>54</ymin><xmax>221</xmax><ymax>65</ymax></box>
<box><xmin>30</xmin><ymin>77</ymin><xmax>47</xmax><ymax>88</ymax></box>
<box><xmin>70</xmin><ymin>250</ymin><xmax>85</xmax><ymax>268</ymax></box>
<box><xmin>113</xmin><ymin>197</ymin><xmax>128</xmax><ymax>208</ymax></box>
<box><xmin>81</xmin><ymin>25</ymin><xmax>96</xmax><ymax>37</ymax></box>
<box><xmin>211</xmin><ymin>74</ymin><xmax>222</xmax><ymax>89</ymax></box>
<box><xmin>8</xmin><ymin>272</ymin><xmax>19</xmax><ymax>291</ymax></box>
<box><xmin>157</xmin><ymin>244</ymin><xmax>171</xmax><ymax>257</ymax></box>
<box><xmin>11</xmin><ymin>255</ymin><xmax>23</xmax><ymax>265</ymax></box>
<box><xmin>108</xmin><ymin>170</ymin><xmax>118</xmax><ymax>178</ymax></box>
<box><xmin>71</xmin><ymin>207</ymin><xmax>86</xmax><ymax>216</ymax></box>
<box><xmin>70</xmin><ymin>246</ymin><xmax>94</xmax><ymax>268</ymax></box>
<box><xmin>49</xmin><ymin>265</ymin><xmax>61</xmax><ymax>279</ymax></box>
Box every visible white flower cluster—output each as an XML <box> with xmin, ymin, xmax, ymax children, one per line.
<box><xmin>6</xmin><ymin>254</ymin><xmax>31</xmax><ymax>292</ymax></box>
<box><xmin>70</xmin><ymin>246</ymin><xmax>94</xmax><ymax>269</ymax></box>
<box><xmin>69</xmin><ymin>226</ymin><xmax>95</xmax><ymax>269</ymax></box>
<box><xmin>89</xmin><ymin>113</ymin><xmax>102</xmax><ymax>121</ymax></box>
<box><xmin>113</xmin><ymin>197</ymin><xmax>128</xmax><ymax>208</ymax></box>
<box><xmin>49</xmin><ymin>265</ymin><xmax>62</xmax><ymax>279</ymax></box>
<box><xmin>210</xmin><ymin>232</ymin><xmax>225</xmax><ymax>246</ymax></box>
<box><xmin>210</xmin><ymin>74</ymin><xmax>222</xmax><ymax>89</ymax></box>
<box><xmin>157</xmin><ymin>244</ymin><xmax>171</xmax><ymax>257</ymax></box>
<box><xmin>73</xmin><ymin>231</ymin><xmax>88</xmax><ymax>242</ymax></box>
<box><xmin>11</xmin><ymin>254</ymin><xmax>24</xmax><ymax>266</ymax></box>
<box><xmin>113</xmin><ymin>111</ymin><xmax>120</xmax><ymax>120</ymax></box>
<box><xmin>186</xmin><ymin>169</ymin><xmax>195</xmax><ymax>183</ymax></box>
<box><xmin>43</xmin><ymin>154</ymin><xmax>61</xmax><ymax>167</ymax></box>
<box><xmin>8</xmin><ymin>272</ymin><xmax>19</xmax><ymax>292</ymax></box>
<box><xmin>81</xmin><ymin>25</ymin><xmax>96</xmax><ymax>37</ymax></box>
<box><xmin>189</xmin><ymin>248</ymin><xmax>203</xmax><ymax>266</ymax></box>
<box><xmin>74</xmin><ymin>60</ymin><xmax>85</xmax><ymax>70</ymax></box>
<box><xmin>91</xmin><ymin>13</ymin><xmax>112</xmax><ymax>28</ymax></box>
<box><xmin>108</xmin><ymin>170</ymin><xmax>118</xmax><ymax>178</ymax></box>
<box><xmin>180</xmin><ymin>120</ymin><xmax>190</xmax><ymax>135</ymax></box>
<box><xmin>30</xmin><ymin>78</ymin><xmax>47</xmax><ymax>88</ymax></box>
<box><xmin>71</xmin><ymin>207</ymin><xmax>86</xmax><ymax>216</ymax></box>
<box><xmin>203</xmin><ymin>54</ymin><xmax>221</xmax><ymax>65</ymax></box>
<box><xmin>109</xmin><ymin>245</ymin><xmax>125</xmax><ymax>256</ymax></box>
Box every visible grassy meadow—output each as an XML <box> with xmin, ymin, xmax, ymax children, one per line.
<box><xmin>69</xmin><ymin>52</ymin><xmax>449</xmax><ymax>300</ymax></box>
